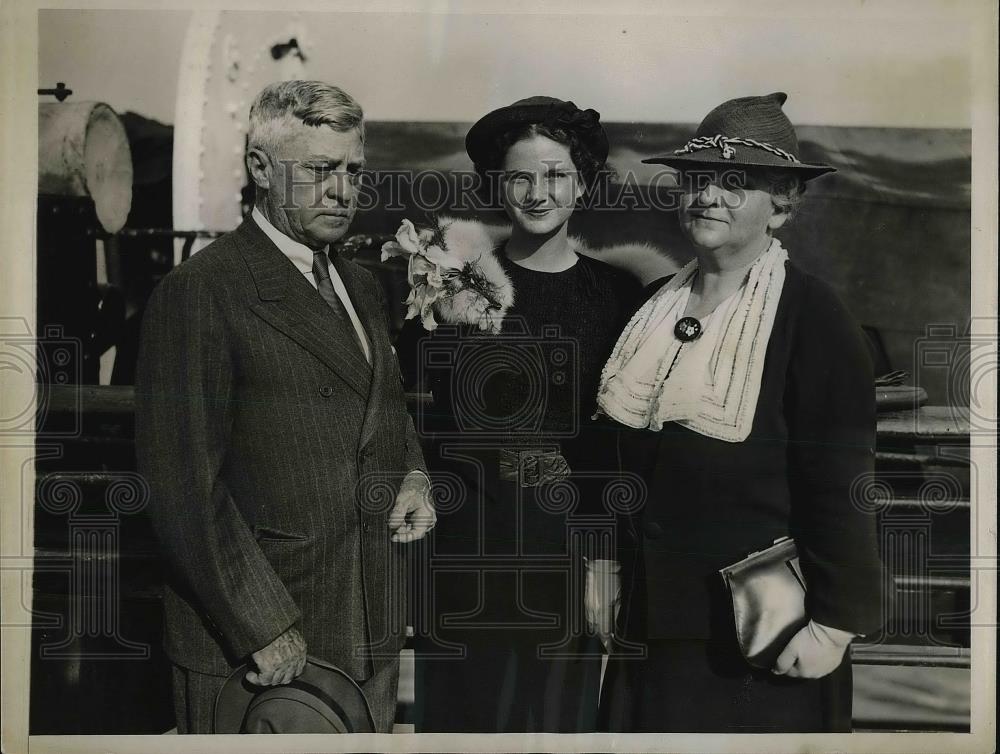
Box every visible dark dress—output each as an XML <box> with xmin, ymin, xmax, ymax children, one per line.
<box><xmin>599</xmin><ymin>261</ymin><xmax>887</xmax><ymax>733</ymax></box>
<box><xmin>398</xmin><ymin>250</ymin><xmax>639</xmax><ymax>732</ymax></box>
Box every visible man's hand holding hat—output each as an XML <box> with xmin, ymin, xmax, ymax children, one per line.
<box><xmin>247</xmin><ymin>626</ymin><xmax>308</xmax><ymax>686</ymax></box>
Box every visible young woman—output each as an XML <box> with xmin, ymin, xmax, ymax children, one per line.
<box><xmin>396</xmin><ymin>96</ymin><xmax>642</xmax><ymax>732</ymax></box>
<box><xmin>597</xmin><ymin>93</ymin><xmax>887</xmax><ymax>733</ymax></box>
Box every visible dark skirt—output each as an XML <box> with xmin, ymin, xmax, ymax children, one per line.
<box><xmin>416</xmin><ymin>629</ymin><xmax>603</xmax><ymax>732</ymax></box>
<box><xmin>599</xmin><ymin>635</ymin><xmax>853</xmax><ymax>733</ymax></box>
<box><xmin>412</xmin><ymin>444</ymin><xmax>604</xmax><ymax>732</ymax></box>
<box><xmin>601</xmin><ymin>515</ymin><xmax>854</xmax><ymax>733</ymax></box>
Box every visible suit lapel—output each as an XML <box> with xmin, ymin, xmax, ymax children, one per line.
<box><xmin>235</xmin><ymin>219</ymin><xmax>373</xmax><ymax>399</ymax></box>
<box><xmin>332</xmin><ymin>255</ymin><xmax>390</xmax><ymax>449</ymax></box>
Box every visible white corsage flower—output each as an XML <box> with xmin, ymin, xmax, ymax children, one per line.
<box><xmin>380</xmin><ymin>216</ymin><xmax>514</xmax><ymax>334</ymax></box>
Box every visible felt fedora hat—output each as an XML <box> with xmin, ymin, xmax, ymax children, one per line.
<box><xmin>465</xmin><ymin>95</ymin><xmax>609</xmax><ymax>167</ymax></box>
<box><xmin>642</xmin><ymin>92</ymin><xmax>835</xmax><ymax>180</ymax></box>
<box><xmin>213</xmin><ymin>657</ymin><xmax>376</xmax><ymax>734</ymax></box>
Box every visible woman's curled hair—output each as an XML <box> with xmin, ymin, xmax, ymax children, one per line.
<box><xmin>473</xmin><ymin>121</ymin><xmax>612</xmax><ymax>204</ymax></box>
<box><xmin>763</xmin><ymin>169</ymin><xmax>807</xmax><ymax>220</ymax></box>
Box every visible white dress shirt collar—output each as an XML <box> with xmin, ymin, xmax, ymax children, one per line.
<box><xmin>251</xmin><ymin>206</ymin><xmax>318</xmax><ymax>276</ymax></box>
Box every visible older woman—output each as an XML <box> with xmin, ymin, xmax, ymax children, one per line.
<box><xmin>396</xmin><ymin>96</ymin><xmax>641</xmax><ymax>732</ymax></box>
<box><xmin>596</xmin><ymin>93</ymin><xmax>886</xmax><ymax>733</ymax></box>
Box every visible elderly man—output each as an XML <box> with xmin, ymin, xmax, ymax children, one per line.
<box><xmin>135</xmin><ymin>80</ymin><xmax>434</xmax><ymax>734</ymax></box>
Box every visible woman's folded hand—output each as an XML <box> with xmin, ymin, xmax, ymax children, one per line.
<box><xmin>772</xmin><ymin>620</ymin><xmax>856</xmax><ymax>679</ymax></box>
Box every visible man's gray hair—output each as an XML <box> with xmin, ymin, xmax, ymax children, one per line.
<box><xmin>248</xmin><ymin>80</ymin><xmax>365</xmax><ymax>155</ymax></box>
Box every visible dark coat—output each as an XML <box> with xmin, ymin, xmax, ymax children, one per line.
<box><xmin>616</xmin><ymin>261</ymin><xmax>886</xmax><ymax>643</ymax></box>
<box><xmin>135</xmin><ymin>218</ymin><xmax>425</xmax><ymax>681</ymax></box>
<box><xmin>397</xmin><ymin>247</ymin><xmax>639</xmax><ymax>732</ymax></box>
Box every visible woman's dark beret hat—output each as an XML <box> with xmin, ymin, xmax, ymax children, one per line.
<box><xmin>465</xmin><ymin>96</ymin><xmax>610</xmax><ymax>166</ymax></box>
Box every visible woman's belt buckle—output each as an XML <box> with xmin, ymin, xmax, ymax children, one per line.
<box><xmin>498</xmin><ymin>448</ymin><xmax>570</xmax><ymax>487</ymax></box>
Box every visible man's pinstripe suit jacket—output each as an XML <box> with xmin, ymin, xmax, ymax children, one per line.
<box><xmin>135</xmin><ymin>217</ymin><xmax>426</xmax><ymax>681</ymax></box>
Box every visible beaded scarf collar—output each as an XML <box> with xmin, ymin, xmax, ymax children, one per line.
<box><xmin>597</xmin><ymin>238</ymin><xmax>788</xmax><ymax>442</ymax></box>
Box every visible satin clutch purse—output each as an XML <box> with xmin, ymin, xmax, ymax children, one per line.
<box><xmin>719</xmin><ymin>536</ymin><xmax>809</xmax><ymax>670</ymax></box>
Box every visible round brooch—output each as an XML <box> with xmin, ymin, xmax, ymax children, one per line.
<box><xmin>674</xmin><ymin>316</ymin><xmax>703</xmax><ymax>342</ymax></box>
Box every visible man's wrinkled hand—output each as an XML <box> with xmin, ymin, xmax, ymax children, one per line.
<box><xmin>246</xmin><ymin>626</ymin><xmax>307</xmax><ymax>686</ymax></box>
<box><xmin>772</xmin><ymin>620</ymin><xmax>854</xmax><ymax>679</ymax></box>
<box><xmin>584</xmin><ymin>558</ymin><xmax>622</xmax><ymax>652</ymax></box>
<box><xmin>388</xmin><ymin>471</ymin><xmax>436</xmax><ymax>543</ymax></box>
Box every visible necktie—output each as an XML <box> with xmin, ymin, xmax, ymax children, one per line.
<box><xmin>312</xmin><ymin>249</ymin><xmax>368</xmax><ymax>359</ymax></box>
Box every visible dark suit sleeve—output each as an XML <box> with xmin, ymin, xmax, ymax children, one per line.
<box><xmin>574</xmin><ymin>268</ymin><xmax>645</xmax><ymax>560</ymax></box>
<box><xmin>367</xmin><ymin>271</ymin><xmax>427</xmax><ymax>476</ymax></box>
<box><xmin>785</xmin><ymin>276</ymin><xmax>886</xmax><ymax>635</ymax></box>
<box><xmin>394</xmin><ymin>316</ymin><xmax>427</xmax><ymax>392</ymax></box>
<box><xmin>403</xmin><ymin>412</ymin><xmax>427</xmax><ymax>476</ymax></box>
<box><xmin>393</xmin><ymin>316</ymin><xmax>435</xmax><ymax>470</ymax></box>
<box><xmin>135</xmin><ymin>270</ymin><xmax>302</xmax><ymax>660</ymax></box>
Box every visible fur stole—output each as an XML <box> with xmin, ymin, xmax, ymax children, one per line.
<box><xmin>430</xmin><ymin>216</ymin><xmax>677</xmax><ymax>330</ymax></box>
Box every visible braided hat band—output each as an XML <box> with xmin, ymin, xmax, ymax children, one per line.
<box><xmin>641</xmin><ymin>93</ymin><xmax>835</xmax><ymax>180</ymax></box>
<box><xmin>673</xmin><ymin>134</ymin><xmax>800</xmax><ymax>164</ymax></box>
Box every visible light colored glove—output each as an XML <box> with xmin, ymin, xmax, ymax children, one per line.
<box><xmin>584</xmin><ymin>558</ymin><xmax>621</xmax><ymax>652</ymax></box>
<box><xmin>388</xmin><ymin>470</ymin><xmax>436</xmax><ymax>543</ymax></box>
<box><xmin>773</xmin><ymin>620</ymin><xmax>856</xmax><ymax>679</ymax></box>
